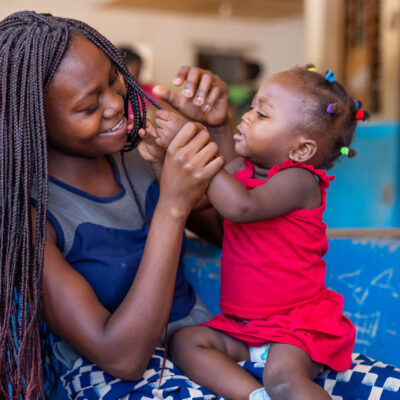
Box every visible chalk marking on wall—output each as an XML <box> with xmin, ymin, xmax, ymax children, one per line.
<box><xmin>370</xmin><ymin>268</ymin><xmax>400</xmax><ymax>299</ymax></box>
<box><xmin>338</xmin><ymin>268</ymin><xmax>400</xmax><ymax>305</ymax></box>
<box><xmin>344</xmin><ymin>311</ymin><xmax>380</xmax><ymax>346</ymax></box>
<box><xmin>354</xmin><ymin>287</ymin><xmax>369</xmax><ymax>305</ymax></box>
<box><xmin>338</xmin><ymin>270</ymin><xmax>361</xmax><ymax>287</ymax></box>
<box><xmin>338</xmin><ymin>269</ymin><xmax>370</xmax><ymax>305</ymax></box>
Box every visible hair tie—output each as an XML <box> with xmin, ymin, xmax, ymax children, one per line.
<box><xmin>307</xmin><ymin>67</ymin><xmax>317</xmax><ymax>72</ymax></box>
<box><xmin>340</xmin><ymin>147</ymin><xmax>350</xmax><ymax>156</ymax></box>
<box><xmin>355</xmin><ymin>108</ymin><xmax>364</xmax><ymax>120</ymax></box>
<box><xmin>354</xmin><ymin>100</ymin><xmax>359</xmax><ymax>110</ymax></box>
<box><xmin>325</xmin><ymin>70</ymin><xmax>336</xmax><ymax>82</ymax></box>
<box><xmin>326</xmin><ymin>104</ymin><xmax>335</xmax><ymax>114</ymax></box>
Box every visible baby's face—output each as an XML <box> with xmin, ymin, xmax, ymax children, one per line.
<box><xmin>234</xmin><ymin>72</ymin><xmax>307</xmax><ymax>168</ymax></box>
<box><xmin>44</xmin><ymin>35</ymin><xmax>129</xmax><ymax>158</ymax></box>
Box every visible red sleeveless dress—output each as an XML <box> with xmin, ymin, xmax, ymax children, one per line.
<box><xmin>203</xmin><ymin>160</ymin><xmax>355</xmax><ymax>371</ymax></box>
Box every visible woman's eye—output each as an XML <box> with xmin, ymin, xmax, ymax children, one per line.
<box><xmin>110</xmin><ymin>67</ymin><xmax>119</xmax><ymax>86</ymax></box>
<box><xmin>84</xmin><ymin>104</ymin><xmax>98</xmax><ymax>114</ymax></box>
<box><xmin>110</xmin><ymin>74</ymin><xmax>118</xmax><ymax>86</ymax></box>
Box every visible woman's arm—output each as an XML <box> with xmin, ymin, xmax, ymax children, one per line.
<box><xmin>41</xmin><ymin>123</ymin><xmax>224</xmax><ymax>381</ymax></box>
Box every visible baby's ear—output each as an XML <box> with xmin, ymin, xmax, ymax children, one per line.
<box><xmin>288</xmin><ymin>138</ymin><xmax>317</xmax><ymax>163</ymax></box>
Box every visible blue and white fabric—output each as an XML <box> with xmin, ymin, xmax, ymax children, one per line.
<box><xmin>61</xmin><ymin>348</ymin><xmax>400</xmax><ymax>400</ymax></box>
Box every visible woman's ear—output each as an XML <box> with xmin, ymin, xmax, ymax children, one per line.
<box><xmin>288</xmin><ymin>138</ymin><xmax>317</xmax><ymax>163</ymax></box>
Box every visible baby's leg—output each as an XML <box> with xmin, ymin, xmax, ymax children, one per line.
<box><xmin>169</xmin><ymin>325</ymin><xmax>262</xmax><ymax>400</ymax></box>
<box><xmin>263</xmin><ymin>343</ymin><xmax>330</xmax><ymax>400</ymax></box>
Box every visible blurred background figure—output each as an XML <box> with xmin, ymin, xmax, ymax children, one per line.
<box><xmin>228</xmin><ymin>60</ymin><xmax>264</xmax><ymax>125</ymax></box>
<box><xmin>118</xmin><ymin>46</ymin><xmax>157</xmax><ymax>106</ymax></box>
<box><xmin>118</xmin><ymin>45</ymin><xmax>172</xmax><ymax>119</ymax></box>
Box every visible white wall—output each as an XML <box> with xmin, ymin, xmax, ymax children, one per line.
<box><xmin>0</xmin><ymin>0</ymin><xmax>304</xmax><ymax>87</ymax></box>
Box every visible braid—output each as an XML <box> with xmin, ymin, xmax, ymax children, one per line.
<box><xmin>0</xmin><ymin>12</ymin><xmax>61</xmax><ymax>399</ymax></box>
<box><xmin>0</xmin><ymin>11</ymin><xmax>157</xmax><ymax>399</ymax></box>
<box><xmin>290</xmin><ymin>64</ymin><xmax>371</xmax><ymax>169</ymax></box>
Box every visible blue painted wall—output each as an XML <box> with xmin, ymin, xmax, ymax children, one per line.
<box><xmin>325</xmin><ymin>237</ymin><xmax>400</xmax><ymax>367</ymax></box>
<box><xmin>324</xmin><ymin>122</ymin><xmax>400</xmax><ymax>228</ymax></box>
<box><xmin>184</xmin><ymin>235</ymin><xmax>400</xmax><ymax>367</ymax></box>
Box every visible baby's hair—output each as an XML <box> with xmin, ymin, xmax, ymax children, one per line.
<box><xmin>288</xmin><ymin>64</ymin><xmax>370</xmax><ymax>169</ymax></box>
<box><xmin>0</xmin><ymin>11</ymin><xmax>157</xmax><ymax>399</ymax></box>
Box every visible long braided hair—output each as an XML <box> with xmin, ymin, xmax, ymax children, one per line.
<box><xmin>0</xmin><ymin>11</ymin><xmax>156</xmax><ymax>399</ymax></box>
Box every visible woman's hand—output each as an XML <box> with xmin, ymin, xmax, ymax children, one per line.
<box><xmin>153</xmin><ymin>66</ymin><xmax>229</xmax><ymax>127</ymax></box>
<box><xmin>137</xmin><ymin>119</ymin><xmax>164</xmax><ymax>164</ymax></box>
<box><xmin>159</xmin><ymin>122</ymin><xmax>225</xmax><ymax>218</ymax></box>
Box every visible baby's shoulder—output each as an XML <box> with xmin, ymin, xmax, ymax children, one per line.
<box><xmin>269</xmin><ymin>166</ymin><xmax>321</xmax><ymax>209</ymax></box>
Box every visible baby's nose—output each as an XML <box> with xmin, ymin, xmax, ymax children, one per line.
<box><xmin>242</xmin><ymin>109</ymin><xmax>253</xmax><ymax>123</ymax></box>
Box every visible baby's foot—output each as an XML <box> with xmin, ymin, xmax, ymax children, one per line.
<box><xmin>155</xmin><ymin>110</ymin><xmax>188</xmax><ymax>147</ymax></box>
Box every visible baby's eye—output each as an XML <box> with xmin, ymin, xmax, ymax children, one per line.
<box><xmin>256</xmin><ymin>110</ymin><xmax>268</xmax><ymax>119</ymax></box>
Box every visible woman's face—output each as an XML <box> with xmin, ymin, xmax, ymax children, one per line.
<box><xmin>44</xmin><ymin>35</ymin><xmax>129</xmax><ymax>158</ymax></box>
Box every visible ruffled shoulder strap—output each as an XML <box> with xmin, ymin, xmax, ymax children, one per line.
<box><xmin>234</xmin><ymin>158</ymin><xmax>260</xmax><ymax>184</ymax></box>
<box><xmin>243</xmin><ymin>158</ymin><xmax>255</xmax><ymax>168</ymax></box>
<box><xmin>267</xmin><ymin>160</ymin><xmax>335</xmax><ymax>189</ymax></box>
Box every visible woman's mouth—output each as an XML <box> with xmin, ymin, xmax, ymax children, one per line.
<box><xmin>99</xmin><ymin>117</ymin><xmax>127</xmax><ymax>138</ymax></box>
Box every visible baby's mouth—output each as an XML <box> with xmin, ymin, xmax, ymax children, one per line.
<box><xmin>234</xmin><ymin>128</ymin><xmax>246</xmax><ymax>141</ymax></box>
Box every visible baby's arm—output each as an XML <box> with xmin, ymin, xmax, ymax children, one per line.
<box><xmin>207</xmin><ymin>167</ymin><xmax>321</xmax><ymax>223</ymax></box>
<box><xmin>152</xmin><ymin>113</ymin><xmax>321</xmax><ymax>222</ymax></box>
<box><xmin>155</xmin><ymin>109</ymin><xmax>189</xmax><ymax>146</ymax></box>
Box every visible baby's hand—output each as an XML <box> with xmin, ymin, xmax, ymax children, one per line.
<box><xmin>155</xmin><ymin>110</ymin><xmax>189</xmax><ymax>147</ymax></box>
<box><xmin>137</xmin><ymin>119</ymin><xmax>165</xmax><ymax>164</ymax></box>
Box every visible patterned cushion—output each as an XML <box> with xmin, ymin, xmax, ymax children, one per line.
<box><xmin>60</xmin><ymin>348</ymin><xmax>400</xmax><ymax>400</ymax></box>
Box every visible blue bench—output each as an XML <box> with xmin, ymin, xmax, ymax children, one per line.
<box><xmin>184</xmin><ymin>229</ymin><xmax>400</xmax><ymax>399</ymax></box>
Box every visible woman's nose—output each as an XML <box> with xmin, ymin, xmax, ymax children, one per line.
<box><xmin>103</xmin><ymin>90</ymin><xmax>124</xmax><ymax>119</ymax></box>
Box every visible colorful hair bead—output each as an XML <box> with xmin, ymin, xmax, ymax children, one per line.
<box><xmin>355</xmin><ymin>109</ymin><xmax>365</xmax><ymax>120</ymax></box>
<box><xmin>326</xmin><ymin>104</ymin><xmax>335</xmax><ymax>114</ymax></box>
<box><xmin>340</xmin><ymin>147</ymin><xmax>350</xmax><ymax>156</ymax></box>
<box><xmin>325</xmin><ymin>70</ymin><xmax>336</xmax><ymax>82</ymax></box>
<box><xmin>307</xmin><ymin>67</ymin><xmax>317</xmax><ymax>72</ymax></box>
<box><xmin>354</xmin><ymin>100</ymin><xmax>359</xmax><ymax>110</ymax></box>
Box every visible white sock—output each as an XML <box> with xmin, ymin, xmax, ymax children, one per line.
<box><xmin>249</xmin><ymin>387</ymin><xmax>271</xmax><ymax>400</ymax></box>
